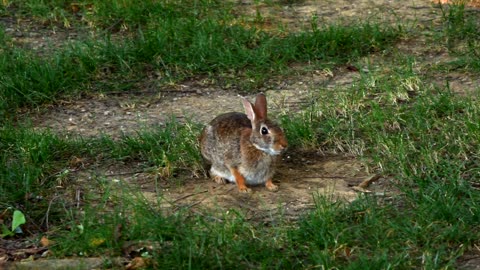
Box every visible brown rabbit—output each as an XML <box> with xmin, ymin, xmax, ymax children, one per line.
<box><xmin>199</xmin><ymin>93</ymin><xmax>287</xmax><ymax>192</ymax></box>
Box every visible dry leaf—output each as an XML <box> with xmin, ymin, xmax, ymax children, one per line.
<box><xmin>40</xmin><ymin>236</ymin><xmax>53</xmax><ymax>247</ymax></box>
<box><xmin>126</xmin><ymin>257</ymin><xmax>150</xmax><ymax>270</ymax></box>
<box><xmin>89</xmin><ymin>238</ymin><xmax>106</xmax><ymax>247</ymax></box>
<box><xmin>70</xmin><ymin>3</ymin><xmax>80</xmax><ymax>13</ymax></box>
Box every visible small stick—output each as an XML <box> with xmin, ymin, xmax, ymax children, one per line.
<box><xmin>76</xmin><ymin>189</ymin><xmax>82</xmax><ymax>209</ymax></box>
<box><xmin>44</xmin><ymin>195</ymin><xmax>58</xmax><ymax>231</ymax></box>
<box><xmin>172</xmin><ymin>190</ymin><xmax>208</xmax><ymax>203</ymax></box>
<box><xmin>357</xmin><ymin>174</ymin><xmax>382</xmax><ymax>189</ymax></box>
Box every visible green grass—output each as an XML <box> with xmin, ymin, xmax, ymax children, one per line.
<box><xmin>0</xmin><ymin>120</ymin><xmax>203</xmax><ymax>226</ymax></box>
<box><xmin>280</xmin><ymin>81</ymin><xmax>480</xmax><ymax>268</ymax></box>
<box><xmin>435</xmin><ymin>1</ymin><xmax>480</xmax><ymax>71</ymax></box>
<box><xmin>0</xmin><ymin>0</ymin><xmax>400</xmax><ymax>119</ymax></box>
<box><xmin>1</xmin><ymin>0</ymin><xmax>480</xmax><ymax>269</ymax></box>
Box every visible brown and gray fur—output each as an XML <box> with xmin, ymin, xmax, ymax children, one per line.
<box><xmin>199</xmin><ymin>93</ymin><xmax>287</xmax><ymax>192</ymax></box>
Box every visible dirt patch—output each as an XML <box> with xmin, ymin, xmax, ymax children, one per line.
<box><xmin>0</xmin><ymin>16</ymin><xmax>86</xmax><ymax>54</ymax></box>
<box><xmin>75</xmin><ymin>152</ymin><xmax>394</xmax><ymax>224</ymax></box>
<box><xmin>158</xmin><ymin>155</ymin><xmax>391</xmax><ymax>222</ymax></box>
<box><xmin>29</xmin><ymin>89</ymin><xmax>299</xmax><ymax>137</ymax></box>
<box><xmin>28</xmin><ymin>74</ymin><xmax>333</xmax><ymax>137</ymax></box>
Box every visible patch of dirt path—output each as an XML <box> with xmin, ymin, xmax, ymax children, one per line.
<box><xmin>157</xmin><ymin>155</ymin><xmax>391</xmax><ymax>221</ymax></box>
<box><xmin>238</xmin><ymin>0</ymin><xmax>443</xmax><ymax>30</ymax></box>
<box><xmin>30</xmin><ymin>84</ymin><xmax>322</xmax><ymax>138</ymax></box>
<box><xmin>77</xmin><ymin>152</ymin><xmax>393</xmax><ymax>222</ymax></box>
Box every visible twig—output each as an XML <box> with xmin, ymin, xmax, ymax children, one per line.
<box><xmin>44</xmin><ymin>195</ymin><xmax>59</xmax><ymax>231</ymax></box>
<box><xmin>104</xmin><ymin>170</ymin><xmax>145</xmax><ymax>177</ymax></box>
<box><xmin>357</xmin><ymin>174</ymin><xmax>382</xmax><ymax>189</ymax></box>
<box><xmin>172</xmin><ymin>190</ymin><xmax>208</xmax><ymax>203</ymax></box>
<box><xmin>184</xmin><ymin>201</ymin><xmax>203</xmax><ymax>209</ymax></box>
<box><xmin>294</xmin><ymin>176</ymin><xmax>349</xmax><ymax>180</ymax></box>
<box><xmin>103</xmin><ymin>89</ymin><xmax>200</xmax><ymax>96</ymax></box>
<box><xmin>157</xmin><ymin>89</ymin><xmax>200</xmax><ymax>94</ymax></box>
<box><xmin>76</xmin><ymin>189</ymin><xmax>82</xmax><ymax>209</ymax></box>
<box><xmin>188</xmin><ymin>208</ymin><xmax>224</xmax><ymax>223</ymax></box>
<box><xmin>103</xmin><ymin>19</ymin><xmax>124</xmax><ymax>33</ymax></box>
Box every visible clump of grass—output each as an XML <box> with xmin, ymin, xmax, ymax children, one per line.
<box><xmin>53</xmin><ymin>188</ymin><xmax>298</xmax><ymax>268</ymax></box>
<box><xmin>0</xmin><ymin>48</ymin><xmax>88</xmax><ymax>119</ymax></box>
<box><xmin>296</xmin><ymin>177</ymin><xmax>479</xmax><ymax>268</ymax></box>
<box><xmin>111</xmin><ymin>119</ymin><xmax>204</xmax><ymax>177</ymax></box>
<box><xmin>0</xmin><ymin>125</ymin><xmax>86</xmax><ymax>228</ymax></box>
<box><xmin>0</xmin><ymin>127</ymin><xmax>63</xmax><ymax>199</ymax></box>
<box><xmin>436</xmin><ymin>1</ymin><xmax>480</xmax><ymax>71</ymax></box>
<box><xmin>439</xmin><ymin>2</ymin><xmax>478</xmax><ymax>46</ymax></box>
<box><xmin>0</xmin><ymin>117</ymin><xmax>204</xmax><ymax>230</ymax></box>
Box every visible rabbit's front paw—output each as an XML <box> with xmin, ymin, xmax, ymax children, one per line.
<box><xmin>266</xmin><ymin>179</ymin><xmax>279</xmax><ymax>192</ymax></box>
<box><xmin>238</xmin><ymin>185</ymin><xmax>252</xmax><ymax>193</ymax></box>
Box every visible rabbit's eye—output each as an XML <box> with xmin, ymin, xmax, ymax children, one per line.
<box><xmin>261</xmin><ymin>126</ymin><xmax>269</xmax><ymax>135</ymax></box>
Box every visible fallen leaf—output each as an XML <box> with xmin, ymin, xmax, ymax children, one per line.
<box><xmin>40</xmin><ymin>236</ymin><xmax>53</xmax><ymax>247</ymax></box>
<box><xmin>126</xmin><ymin>257</ymin><xmax>150</xmax><ymax>270</ymax></box>
<box><xmin>346</xmin><ymin>65</ymin><xmax>359</xmax><ymax>72</ymax></box>
<box><xmin>70</xmin><ymin>3</ymin><xmax>80</xmax><ymax>13</ymax></box>
<box><xmin>89</xmin><ymin>238</ymin><xmax>106</xmax><ymax>247</ymax></box>
<box><xmin>12</xmin><ymin>210</ymin><xmax>26</xmax><ymax>233</ymax></box>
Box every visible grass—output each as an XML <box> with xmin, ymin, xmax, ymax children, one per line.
<box><xmin>1</xmin><ymin>0</ymin><xmax>480</xmax><ymax>269</ymax></box>
<box><xmin>435</xmin><ymin>1</ymin><xmax>480</xmax><ymax>71</ymax></box>
<box><xmin>0</xmin><ymin>0</ymin><xmax>400</xmax><ymax>120</ymax></box>
<box><xmin>282</xmin><ymin>80</ymin><xmax>480</xmax><ymax>268</ymax></box>
<box><xmin>0</xmin><ymin>119</ymin><xmax>204</xmax><ymax>221</ymax></box>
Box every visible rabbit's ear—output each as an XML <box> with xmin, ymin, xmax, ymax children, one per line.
<box><xmin>254</xmin><ymin>93</ymin><xmax>267</xmax><ymax>120</ymax></box>
<box><xmin>242</xmin><ymin>97</ymin><xmax>256</xmax><ymax>122</ymax></box>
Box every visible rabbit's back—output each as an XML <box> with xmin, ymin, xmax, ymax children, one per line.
<box><xmin>199</xmin><ymin>112</ymin><xmax>250</xmax><ymax>165</ymax></box>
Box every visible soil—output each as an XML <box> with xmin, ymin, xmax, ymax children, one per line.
<box><xmin>2</xmin><ymin>0</ymin><xmax>480</xmax><ymax>268</ymax></box>
<box><xmin>102</xmin><ymin>152</ymin><xmax>391</xmax><ymax>219</ymax></box>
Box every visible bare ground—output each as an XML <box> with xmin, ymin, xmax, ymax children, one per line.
<box><xmin>100</xmin><ymin>152</ymin><xmax>391</xmax><ymax>220</ymax></box>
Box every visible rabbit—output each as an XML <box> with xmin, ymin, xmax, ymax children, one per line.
<box><xmin>199</xmin><ymin>93</ymin><xmax>288</xmax><ymax>192</ymax></box>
